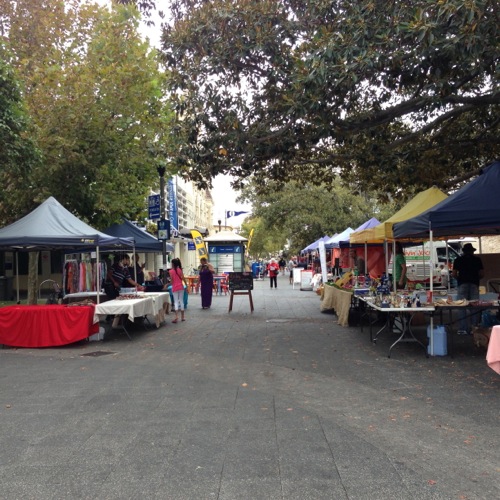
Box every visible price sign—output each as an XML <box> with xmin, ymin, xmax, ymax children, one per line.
<box><xmin>228</xmin><ymin>272</ymin><xmax>254</xmax><ymax>291</ymax></box>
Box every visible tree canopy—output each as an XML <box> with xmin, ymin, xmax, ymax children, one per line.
<box><xmin>0</xmin><ymin>0</ymin><xmax>177</xmax><ymax>227</ymax></box>
<box><xmin>238</xmin><ymin>179</ymin><xmax>397</xmax><ymax>255</ymax></box>
<box><xmin>123</xmin><ymin>0</ymin><xmax>499</xmax><ymax>199</ymax></box>
<box><xmin>0</xmin><ymin>54</ymin><xmax>41</xmax><ymax>224</ymax></box>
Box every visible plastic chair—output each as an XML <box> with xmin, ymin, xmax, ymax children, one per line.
<box><xmin>220</xmin><ymin>277</ymin><xmax>229</xmax><ymax>295</ymax></box>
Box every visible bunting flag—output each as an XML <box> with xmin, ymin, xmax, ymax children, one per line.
<box><xmin>190</xmin><ymin>229</ymin><xmax>208</xmax><ymax>260</ymax></box>
<box><xmin>226</xmin><ymin>210</ymin><xmax>249</xmax><ymax>219</ymax></box>
<box><xmin>246</xmin><ymin>228</ymin><xmax>255</xmax><ymax>257</ymax></box>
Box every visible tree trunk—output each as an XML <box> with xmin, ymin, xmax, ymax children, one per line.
<box><xmin>27</xmin><ymin>252</ymin><xmax>39</xmax><ymax>304</ymax></box>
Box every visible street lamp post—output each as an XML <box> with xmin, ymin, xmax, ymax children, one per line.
<box><xmin>157</xmin><ymin>165</ymin><xmax>167</xmax><ymax>273</ymax></box>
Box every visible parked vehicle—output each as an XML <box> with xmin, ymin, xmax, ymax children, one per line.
<box><xmin>404</xmin><ymin>241</ymin><xmax>460</xmax><ymax>284</ymax></box>
<box><xmin>390</xmin><ymin>241</ymin><xmax>466</xmax><ymax>285</ymax></box>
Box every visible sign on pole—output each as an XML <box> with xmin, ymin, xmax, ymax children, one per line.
<box><xmin>148</xmin><ymin>194</ymin><xmax>160</xmax><ymax>220</ymax></box>
<box><xmin>158</xmin><ymin>219</ymin><xmax>170</xmax><ymax>240</ymax></box>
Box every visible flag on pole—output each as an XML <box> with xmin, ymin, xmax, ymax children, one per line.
<box><xmin>226</xmin><ymin>210</ymin><xmax>249</xmax><ymax>219</ymax></box>
<box><xmin>190</xmin><ymin>229</ymin><xmax>208</xmax><ymax>260</ymax></box>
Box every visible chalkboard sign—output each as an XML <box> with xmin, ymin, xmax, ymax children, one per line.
<box><xmin>228</xmin><ymin>272</ymin><xmax>254</xmax><ymax>291</ymax></box>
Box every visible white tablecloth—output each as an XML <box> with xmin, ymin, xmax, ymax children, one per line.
<box><xmin>141</xmin><ymin>292</ymin><xmax>169</xmax><ymax>316</ymax></box>
<box><xmin>95</xmin><ymin>297</ymin><xmax>155</xmax><ymax>322</ymax></box>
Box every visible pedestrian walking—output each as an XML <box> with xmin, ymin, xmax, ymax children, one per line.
<box><xmin>288</xmin><ymin>257</ymin><xmax>296</xmax><ymax>285</ymax></box>
<box><xmin>198</xmin><ymin>257</ymin><xmax>215</xmax><ymax>309</ymax></box>
<box><xmin>169</xmin><ymin>258</ymin><xmax>187</xmax><ymax>323</ymax></box>
<box><xmin>267</xmin><ymin>258</ymin><xmax>279</xmax><ymax>288</ymax></box>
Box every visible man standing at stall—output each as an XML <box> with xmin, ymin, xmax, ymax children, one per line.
<box><xmin>452</xmin><ymin>243</ymin><xmax>484</xmax><ymax>335</ymax></box>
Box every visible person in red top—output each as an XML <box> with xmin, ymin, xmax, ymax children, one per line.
<box><xmin>168</xmin><ymin>258</ymin><xmax>187</xmax><ymax>323</ymax></box>
<box><xmin>267</xmin><ymin>258</ymin><xmax>280</xmax><ymax>289</ymax></box>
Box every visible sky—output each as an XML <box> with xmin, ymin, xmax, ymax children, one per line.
<box><xmin>211</xmin><ymin>176</ymin><xmax>251</xmax><ymax>228</ymax></box>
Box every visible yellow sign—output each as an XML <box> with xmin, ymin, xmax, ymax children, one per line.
<box><xmin>190</xmin><ymin>230</ymin><xmax>208</xmax><ymax>260</ymax></box>
<box><xmin>246</xmin><ymin>228</ymin><xmax>254</xmax><ymax>256</ymax></box>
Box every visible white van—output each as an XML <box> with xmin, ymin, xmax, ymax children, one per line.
<box><xmin>390</xmin><ymin>241</ymin><xmax>465</xmax><ymax>285</ymax></box>
<box><xmin>404</xmin><ymin>241</ymin><xmax>462</xmax><ymax>284</ymax></box>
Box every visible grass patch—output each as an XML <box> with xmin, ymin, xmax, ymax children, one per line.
<box><xmin>0</xmin><ymin>300</ymin><xmax>28</xmax><ymax>307</ymax></box>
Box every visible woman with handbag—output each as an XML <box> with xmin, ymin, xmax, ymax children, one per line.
<box><xmin>267</xmin><ymin>258</ymin><xmax>280</xmax><ymax>289</ymax></box>
<box><xmin>168</xmin><ymin>258</ymin><xmax>187</xmax><ymax>323</ymax></box>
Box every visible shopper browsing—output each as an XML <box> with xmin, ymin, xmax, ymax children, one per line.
<box><xmin>452</xmin><ymin>243</ymin><xmax>484</xmax><ymax>334</ymax></box>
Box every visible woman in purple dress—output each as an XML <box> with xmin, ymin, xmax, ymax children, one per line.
<box><xmin>198</xmin><ymin>257</ymin><xmax>215</xmax><ymax>309</ymax></box>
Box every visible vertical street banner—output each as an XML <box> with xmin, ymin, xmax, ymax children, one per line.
<box><xmin>318</xmin><ymin>240</ymin><xmax>328</xmax><ymax>284</ymax></box>
<box><xmin>168</xmin><ymin>178</ymin><xmax>178</xmax><ymax>231</ymax></box>
<box><xmin>190</xmin><ymin>230</ymin><xmax>208</xmax><ymax>260</ymax></box>
<box><xmin>246</xmin><ymin>228</ymin><xmax>254</xmax><ymax>257</ymax></box>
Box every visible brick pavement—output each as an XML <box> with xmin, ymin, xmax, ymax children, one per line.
<box><xmin>0</xmin><ymin>274</ymin><xmax>499</xmax><ymax>499</ymax></box>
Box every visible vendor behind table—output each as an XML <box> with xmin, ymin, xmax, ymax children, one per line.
<box><xmin>452</xmin><ymin>242</ymin><xmax>484</xmax><ymax>334</ymax></box>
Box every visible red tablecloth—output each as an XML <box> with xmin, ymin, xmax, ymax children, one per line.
<box><xmin>0</xmin><ymin>304</ymin><xmax>98</xmax><ymax>347</ymax></box>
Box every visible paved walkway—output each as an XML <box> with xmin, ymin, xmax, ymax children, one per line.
<box><xmin>1</xmin><ymin>275</ymin><xmax>499</xmax><ymax>499</ymax></box>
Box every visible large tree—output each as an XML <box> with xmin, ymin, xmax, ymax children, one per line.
<box><xmin>123</xmin><ymin>0</ymin><xmax>499</xmax><ymax>199</ymax></box>
<box><xmin>0</xmin><ymin>53</ymin><xmax>41</xmax><ymax>225</ymax></box>
<box><xmin>0</xmin><ymin>0</ymin><xmax>177</xmax><ymax>227</ymax></box>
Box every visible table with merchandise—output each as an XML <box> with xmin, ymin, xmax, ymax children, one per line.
<box><xmin>94</xmin><ymin>294</ymin><xmax>161</xmax><ymax>340</ymax></box>
<box><xmin>360</xmin><ymin>296</ymin><xmax>435</xmax><ymax>358</ymax></box>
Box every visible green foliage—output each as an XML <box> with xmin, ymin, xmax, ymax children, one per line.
<box><xmin>0</xmin><ymin>52</ymin><xmax>41</xmax><ymax>224</ymax></box>
<box><xmin>0</xmin><ymin>0</ymin><xmax>177</xmax><ymax>228</ymax></box>
<box><xmin>239</xmin><ymin>179</ymin><xmax>397</xmax><ymax>255</ymax></box>
<box><xmin>240</xmin><ymin>217</ymin><xmax>280</xmax><ymax>260</ymax></box>
<box><xmin>150</xmin><ymin>0</ymin><xmax>498</xmax><ymax>198</ymax></box>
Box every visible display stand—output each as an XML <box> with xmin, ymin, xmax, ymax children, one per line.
<box><xmin>300</xmin><ymin>269</ymin><xmax>313</xmax><ymax>291</ymax></box>
<box><xmin>292</xmin><ymin>268</ymin><xmax>302</xmax><ymax>289</ymax></box>
<box><xmin>228</xmin><ymin>290</ymin><xmax>254</xmax><ymax>313</ymax></box>
<box><xmin>227</xmin><ymin>272</ymin><xmax>254</xmax><ymax>313</ymax></box>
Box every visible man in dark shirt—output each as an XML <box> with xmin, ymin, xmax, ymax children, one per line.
<box><xmin>104</xmin><ymin>254</ymin><xmax>141</xmax><ymax>300</ymax></box>
<box><xmin>112</xmin><ymin>254</ymin><xmax>140</xmax><ymax>289</ymax></box>
<box><xmin>452</xmin><ymin>243</ymin><xmax>484</xmax><ymax>334</ymax></box>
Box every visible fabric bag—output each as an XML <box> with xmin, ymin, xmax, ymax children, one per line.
<box><xmin>472</xmin><ymin>326</ymin><xmax>491</xmax><ymax>349</ymax></box>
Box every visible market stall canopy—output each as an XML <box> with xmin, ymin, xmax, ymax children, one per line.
<box><xmin>103</xmin><ymin>219</ymin><xmax>174</xmax><ymax>252</ymax></box>
<box><xmin>345</xmin><ymin>217</ymin><xmax>380</xmax><ymax>248</ymax></box>
<box><xmin>350</xmin><ymin>187</ymin><xmax>448</xmax><ymax>244</ymax></box>
<box><xmin>0</xmin><ymin>197</ymin><xmax>133</xmax><ymax>250</ymax></box>
<box><xmin>302</xmin><ymin>235</ymin><xmax>333</xmax><ymax>252</ymax></box>
<box><xmin>325</xmin><ymin>228</ymin><xmax>354</xmax><ymax>248</ymax></box>
<box><xmin>353</xmin><ymin>217</ymin><xmax>380</xmax><ymax>232</ymax></box>
<box><xmin>393</xmin><ymin>160</ymin><xmax>500</xmax><ymax>239</ymax></box>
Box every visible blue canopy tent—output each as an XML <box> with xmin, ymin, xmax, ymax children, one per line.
<box><xmin>393</xmin><ymin>160</ymin><xmax>500</xmax><ymax>240</ymax></box>
<box><xmin>103</xmin><ymin>219</ymin><xmax>174</xmax><ymax>253</ymax></box>
<box><xmin>324</xmin><ymin>228</ymin><xmax>354</xmax><ymax>249</ymax></box>
<box><xmin>301</xmin><ymin>235</ymin><xmax>334</xmax><ymax>253</ymax></box>
<box><xmin>0</xmin><ymin>197</ymin><xmax>134</xmax><ymax>302</ymax></box>
<box><xmin>352</xmin><ymin>217</ymin><xmax>381</xmax><ymax>234</ymax></box>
